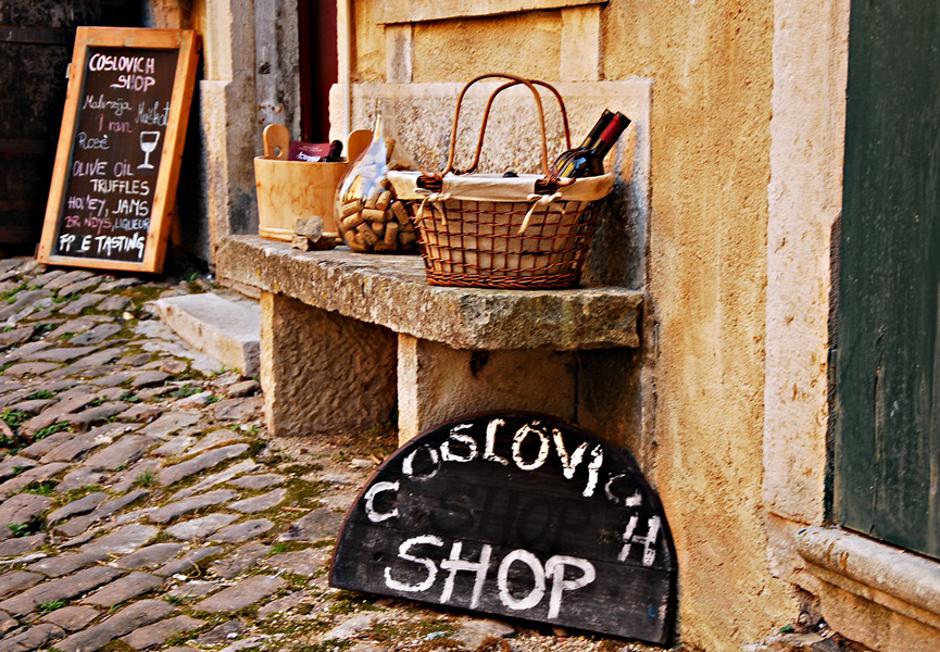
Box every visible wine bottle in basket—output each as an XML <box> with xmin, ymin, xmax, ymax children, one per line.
<box><xmin>554</xmin><ymin>112</ymin><xmax>631</xmax><ymax>179</ymax></box>
<box><xmin>550</xmin><ymin>109</ymin><xmax>613</xmax><ymax>174</ymax></box>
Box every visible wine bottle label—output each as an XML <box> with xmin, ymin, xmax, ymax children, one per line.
<box><xmin>289</xmin><ymin>140</ymin><xmax>332</xmax><ymax>161</ymax></box>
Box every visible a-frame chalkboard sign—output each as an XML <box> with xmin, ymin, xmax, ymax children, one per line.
<box><xmin>37</xmin><ymin>27</ymin><xmax>199</xmax><ymax>273</ymax></box>
<box><xmin>331</xmin><ymin>413</ymin><xmax>677</xmax><ymax>644</ymax></box>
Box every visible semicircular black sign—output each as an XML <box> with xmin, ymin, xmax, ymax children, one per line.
<box><xmin>330</xmin><ymin>412</ymin><xmax>676</xmax><ymax>644</ymax></box>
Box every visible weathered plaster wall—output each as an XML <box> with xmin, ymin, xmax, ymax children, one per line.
<box><xmin>198</xmin><ymin>0</ymin><xmax>258</xmax><ymax>264</ymax></box>
<box><xmin>345</xmin><ymin>1</ymin><xmax>796</xmax><ymax>649</ymax></box>
<box><xmin>143</xmin><ymin>0</ymin><xmax>193</xmax><ymax>28</ymax></box>
<box><xmin>351</xmin><ymin>0</ymin><xmax>384</xmax><ymax>82</ymax></box>
<box><xmin>255</xmin><ymin>0</ymin><xmax>301</xmax><ymax>136</ymax></box>
<box><xmin>606</xmin><ymin>3</ymin><xmax>797</xmax><ymax>648</ymax></box>
<box><xmin>412</xmin><ymin>11</ymin><xmax>561</xmax><ymax>82</ymax></box>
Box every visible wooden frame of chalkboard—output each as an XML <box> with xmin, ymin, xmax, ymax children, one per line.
<box><xmin>37</xmin><ymin>27</ymin><xmax>199</xmax><ymax>273</ymax></box>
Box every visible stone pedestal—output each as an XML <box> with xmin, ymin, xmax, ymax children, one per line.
<box><xmin>259</xmin><ymin>292</ymin><xmax>397</xmax><ymax>436</ymax></box>
<box><xmin>222</xmin><ymin>239</ymin><xmax>643</xmax><ymax>448</ymax></box>
<box><xmin>396</xmin><ymin>335</ymin><xmax>576</xmax><ymax>445</ymax></box>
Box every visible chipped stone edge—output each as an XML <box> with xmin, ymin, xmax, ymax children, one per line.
<box><xmin>795</xmin><ymin>526</ymin><xmax>940</xmax><ymax>631</ymax></box>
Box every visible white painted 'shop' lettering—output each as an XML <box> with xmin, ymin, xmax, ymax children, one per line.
<box><xmin>384</xmin><ymin>535</ymin><xmax>443</xmax><ymax>592</ymax></box>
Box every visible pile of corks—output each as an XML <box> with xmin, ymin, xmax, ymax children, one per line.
<box><xmin>338</xmin><ymin>178</ymin><xmax>418</xmax><ymax>253</ymax></box>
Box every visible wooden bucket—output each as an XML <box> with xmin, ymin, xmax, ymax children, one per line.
<box><xmin>254</xmin><ymin>124</ymin><xmax>348</xmax><ymax>241</ymax></box>
<box><xmin>254</xmin><ymin>157</ymin><xmax>347</xmax><ymax>241</ymax></box>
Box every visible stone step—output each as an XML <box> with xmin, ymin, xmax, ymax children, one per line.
<box><xmin>147</xmin><ymin>293</ymin><xmax>260</xmax><ymax>376</ymax></box>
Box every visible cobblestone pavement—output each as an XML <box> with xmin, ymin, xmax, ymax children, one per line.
<box><xmin>0</xmin><ymin>257</ymin><xmax>679</xmax><ymax>652</ymax></box>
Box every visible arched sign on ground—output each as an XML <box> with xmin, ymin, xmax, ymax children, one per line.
<box><xmin>330</xmin><ymin>413</ymin><xmax>677</xmax><ymax>644</ymax></box>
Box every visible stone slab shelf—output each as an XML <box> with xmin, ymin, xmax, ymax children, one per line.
<box><xmin>216</xmin><ymin>236</ymin><xmax>642</xmax><ymax>351</ymax></box>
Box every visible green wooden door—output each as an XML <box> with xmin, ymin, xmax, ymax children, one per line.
<box><xmin>833</xmin><ymin>0</ymin><xmax>940</xmax><ymax>558</ymax></box>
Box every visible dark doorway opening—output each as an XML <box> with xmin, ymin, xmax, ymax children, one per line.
<box><xmin>298</xmin><ymin>0</ymin><xmax>338</xmax><ymax>143</ymax></box>
<box><xmin>0</xmin><ymin>1</ymin><xmax>145</xmax><ymax>251</ymax></box>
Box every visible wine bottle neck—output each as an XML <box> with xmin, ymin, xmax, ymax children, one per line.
<box><xmin>591</xmin><ymin>114</ymin><xmax>631</xmax><ymax>158</ymax></box>
<box><xmin>579</xmin><ymin>109</ymin><xmax>614</xmax><ymax>149</ymax></box>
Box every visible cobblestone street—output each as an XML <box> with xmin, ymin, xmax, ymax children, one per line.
<box><xmin>0</xmin><ymin>258</ymin><xmax>662</xmax><ymax>652</ymax></box>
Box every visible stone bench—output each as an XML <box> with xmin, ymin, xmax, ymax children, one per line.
<box><xmin>217</xmin><ymin>236</ymin><xmax>643</xmax><ymax>444</ymax></box>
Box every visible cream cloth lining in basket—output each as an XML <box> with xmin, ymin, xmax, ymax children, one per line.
<box><xmin>387</xmin><ymin>171</ymin><xmax>614</xmax><ymax>235</ymax></box>
<box><xmin>386</xmin><ymin>171</ymin><xmax>614</xmax><ymax>203</ymax></box>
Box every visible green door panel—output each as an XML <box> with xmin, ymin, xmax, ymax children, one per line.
<box><xmin>834</xmin><ymin>0</ymin><xmax>940</xmax><ymax>558</ymax></box>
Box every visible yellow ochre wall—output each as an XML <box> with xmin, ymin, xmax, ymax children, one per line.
<box><xmin>349</xmin><ymin>1</ymin><xmax>796</xmax><ymax>649</ymax></box>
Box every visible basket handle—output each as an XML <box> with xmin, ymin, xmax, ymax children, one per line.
<box><xmin>462</xmin><ymin>79</ymin><xmax>572</xmax><ymax>175</ymax></box>
<box><xmin>442</xmin><ymin>73</ymin><xmax>570</xmax><ymax>178</ymax></box>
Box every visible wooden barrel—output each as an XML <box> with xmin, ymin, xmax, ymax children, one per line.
<box><xmin>254</xmin><ymin>157</ymin><xmax>347</xmax><ymax>241</ymax></box>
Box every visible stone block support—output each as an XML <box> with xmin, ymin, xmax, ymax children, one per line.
<box><xmin>576</xmin><ymin>347</ymin><xmax>645</xmax><ymax>459</ymax></box>
<box><xmin>396</xmin><ymin>335</ymin><xmax>576</xmax><ymax>445</ymax></box>
<box><xmin>259</xmin><ymin>292</ymin><xmax>397</xmax><ymax>437</ymax></box>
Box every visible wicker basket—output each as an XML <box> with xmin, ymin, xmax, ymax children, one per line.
<box><xmin>388</xmin><ymin>73</ymin><xmax>614</xmax><ymax>290</ymax></box>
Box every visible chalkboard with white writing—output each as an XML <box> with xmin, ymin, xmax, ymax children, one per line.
<box><xmin>38</xmin><ymin>27</ymin><xmax>198</xmax><ymax>272</ymax></box>
<box><xmin>331</xmin><ymin>413</ymin><xmax>677</xmax><ymax>644</ymax></box>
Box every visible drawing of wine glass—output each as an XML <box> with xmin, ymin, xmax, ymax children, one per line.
<box><xmin>138</xmin><ymin>131</ymin><xmax>161</xmax><ymax>169</ymax></box>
